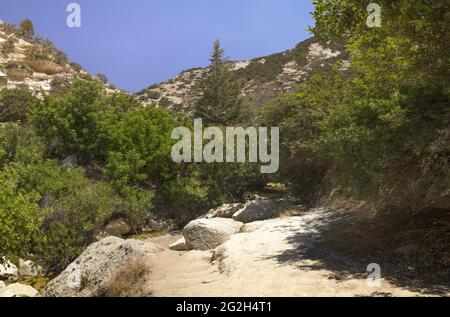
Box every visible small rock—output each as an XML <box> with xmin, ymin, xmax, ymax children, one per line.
<box><xmin>183</xmin><ymin>218</ymin><xmax>243</xmax><ymax>251</ymax></box>
<box><xmin>62</xmin><ymin>154</ymin><xmax>78</xmax><ymax>167</ymax></box>
<box><xmin>201</xmin><ymin>203</ymin><xmax>244</xmax><ymax>219</ymax></box>
<box><xmin>106</xmin><ymin>218</ymin><xmax>131</xmax><ymax>237</ymax></box>
<box><xmin>0</xmin><ymin>259</ymin><xmax>18</xmax><ymax>280</ymax></box>
<box><xmin>232</xmin><ymin>200</ymin><xmax>282</xmax><ymax>223</ymax></box>
<box><xmin>0</xmin><ymin>283</ymin><xmax>38</xmax><ymax>297</ymax></box>
<box><xmin>19</xmin><ymin>259</ymin><xmax>43</xmax><ymax>277</ymax></box>
<box><xmin>169</xmin><ymin>237</ymin><xmax>188</xmax><ymax>251</ymax></box>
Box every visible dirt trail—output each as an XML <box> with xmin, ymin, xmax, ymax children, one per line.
<box><xmin>145</xmin><ymin>208</ymin><xmax>423</xmax><ymax>297</ymax></box>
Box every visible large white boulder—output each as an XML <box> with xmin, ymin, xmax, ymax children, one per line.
<box><xmin>183</xmin><ymin>218</ymin><xmax>243</xmax><ymax>251</ymax></box>
<box><xmin>0</xmin><ymin>283</ymin><xmax>38</xmax><ymax>297</ymax></box>
<box><xmin>44</xmin><ymin>237</ymin><xmax>163</xmax><ymax>297</ymax></box>
<box><xmin>0</xmin><ymin>259</ymin><xmax>18</xmax><ymax>280</ymax></box>
<box><xmin>232</xmin><ymin>200</ymin><xmax>282</xmax><ymax>223</ymax></box>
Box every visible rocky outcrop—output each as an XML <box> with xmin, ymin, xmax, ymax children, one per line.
<box><xmin>0</xmin><ymin>283</ymin><xmax>38</xmax><ymax>297</ymax></box>
<box><xmin>105</xmin><ymin>218</ymin><xmax>131</xmax><ymax>237</ymax></box>
<box><xmin>201</xmin><ymin>203</ymin><xmax>244</xmax><ymax>219</ymax></box>
<box><xmin>44</xmin><ymin>237</ymin><xmax>163</xmax><ymax>297</ymax></box>
<box><xmin>183</xmin><ymin>218</ymin><xmax>243</xmax><ymax>251</ymax></box>
<box><xmin>232</xmin><ymin>200</ymin><xmax>282</xmax><ymax>223</ymax></box>
<box><xmin>169</xmin><ymin>237</ymin><xmax>188</xmax><ymax>251</ymax></box>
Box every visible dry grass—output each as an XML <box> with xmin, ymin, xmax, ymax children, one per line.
<box><xmin>5</xmin><ymin>68</ymin><xmax>29</xmax><ymax>81</ymax></box>
<box><xmin>103</xmin><ymin>258</ymin><xmax>152</xmax><ymax>297</ymax></box>
<box><xmin>23</xmin><ymin>59</ymin><xmax>63</xmax><ymax>75</ymax></box>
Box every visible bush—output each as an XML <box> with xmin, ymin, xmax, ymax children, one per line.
<box><xmin>0</xmin><ymin>173</ymin><xmax>43</xmax><ymax>260</ymax></box>
<box><xmin>0</xmin><ymin>88</ymin><xmax>39</xmax><ymax>123</ymax></box>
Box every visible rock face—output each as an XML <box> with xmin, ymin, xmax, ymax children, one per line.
<box><xmin>0</xmin><ymin>260</ymin><xmax>18</xmax><ymax>280</ymax></box>
<box><xmin>44</xmin><ymin>237</ymin><xmax>163</xmax><ymax>297</ymax></box>
<box><xmin>183</xmin><ymin>218</ymin><xmax>244</xmax><ymax>251</ymax></box>
<box><xmin>169</xmin><ymin>237</ymin><xmax>188</xmax><ymax>251</ymax></box>
<box><xmin>202</xmin><ymin>203</ymin><xmax>244</xmax><ymax>219</ymax></box>
<box><xmin>105</xmin><ymin>218</ymin><xmax>131</xmax><ymax>237</ymax></box>
<box><xmin>0</xmin><ymin>283</ymin><xmax>38</xmax><ymax>297</ymax></box>
<box><xmin>232</xmin><ymin>200</ymin><xmax>282</xmax><ymax>223</ymax></box>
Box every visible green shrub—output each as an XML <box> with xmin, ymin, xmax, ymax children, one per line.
<box><xmin>0</xmin><ymin>88</ymin><xmax>39</xmax><ymax>123</ymax></box>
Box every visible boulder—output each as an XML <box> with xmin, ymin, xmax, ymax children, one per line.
<box><xmin>105</xmin><ymin>218</ymin><xmax>131</xmax><ymax>237</ymax></box>
<box><xmin>183</xmin><ymin>218</ymin><xmax>243</xmax><ymax>251</ymax></box>
<box><xmin>44</xmin><ymin>236</ymin><xmax>163</xmax><ymax>297</ymax></box>
<box><xmin>19</xmin><ymin>259</ymin><xmax>43</xmax><ymax>277</ymax></box>
<box><xmin>0</xmin><ymin>259</ymin><xmax>18</xmax><ymax>280</ymax></box>
<box><xmin>169</xmin><ymin>237</ymin><xmax>188</xmax><ymax>251</ymax></box>
<box><xmin>232</xmin><ymin>200</ymin><xmax>282</xmax><ymax>223</ymax></box>
<box><xmin>61</xmin><ymin>154</ymin><xmax>78</xmax><ymax>167</ymax></box>
<box><xmin>0</xmin><ymin>283</ymin><xmax>38</xmax><ymax>297</ymax></box>
<box><xmin>202</xmin><ymin>203</ymin><xmax>244</xmax><ymax>219</ymax></box>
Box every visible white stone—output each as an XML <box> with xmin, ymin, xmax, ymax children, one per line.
<box><xmin>183</xmin><ymin>218</ymin><xmax>243</xmax><ymax>251</ymax></box>
<box><xmin>0</xmin><ymin>283</ymin><xmax>38</xmax><ymax>297</ymax></box>
<box><xmin>44</xmin><ymin>237</ymin><xmax>163</xmax><ymax>297</ymax></box>
<box><xmin>0</xmin><ymin>259</ymin><xmax>18</xmax><ymax>280</ymax></box>
<box><xmin>169</xmin><ymin>238</ymin><xmax>188</xmax><ymax>251</ymax></box>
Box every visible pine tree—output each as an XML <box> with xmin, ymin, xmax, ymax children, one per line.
<box><xmin>194</xmin><ymin>40</ymin><xmax>243</xmax><ymax>126</ymax></box>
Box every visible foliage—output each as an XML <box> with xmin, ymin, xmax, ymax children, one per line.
<box><xmin>18</xmin><ymin>19</ymin><xmax>35</xmax><ymax>41</ymax></box>
<box><xmin>194</xmin><ymin>40</ymin><xmax>244</xmax><ymax>125</ymax></box>
<box><xmin>0</xmin><ymin>88</ymin><xmax>39</xmax><ymax>123</ymax></box>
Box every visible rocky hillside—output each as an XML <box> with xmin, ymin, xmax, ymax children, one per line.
<box><xmin>0</xmin><ymin>20</ymin><xmax>114</xmax><ymax>95</ymax></box>
<box><xmin>137</xmin><ymin>37</ymin><xmax>348</xmax><ymax>113</ymax></box>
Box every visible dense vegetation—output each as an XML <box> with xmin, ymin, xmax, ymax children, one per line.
<box><xmin>0</xmin><ymin>1</ymin><xmax>448</xmax><ymax>276</ymax></box>
<box><xmin>261</xmin><ymin>0</ymin><xmax>449</xmax><ymax>211</ymax></box>
<box><xmin>0</xmin><ymin>77</ymin><xmax>263</xmax><ymax>272</ymax></box>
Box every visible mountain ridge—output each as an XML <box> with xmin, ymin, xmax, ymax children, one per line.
<box><xmin>136</xmin><ymin>37</ymin><xmax>348</xmax><ymax>113</ymax></box>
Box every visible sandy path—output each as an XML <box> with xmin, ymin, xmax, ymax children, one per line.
<box><xmin>146</xmin><ymin>208</ymin><xmax>422</xmax><ymax>297</ymax></box>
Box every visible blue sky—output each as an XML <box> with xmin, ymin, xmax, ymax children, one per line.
<box><xmin>0</xmin><ymin>0</ymin><xmax>315</xmax><ymax>92</ymax></box>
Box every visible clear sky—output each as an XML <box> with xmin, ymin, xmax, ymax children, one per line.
<box><xmin>0</xmin><ymin>0</ymin><xmax>315</xmax><ymax>92</ymax></box>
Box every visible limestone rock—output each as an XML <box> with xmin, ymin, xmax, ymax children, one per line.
<box><xmin>0</xmin><ymin>259</ymin><xmax>18</xmax><ymax>280</ymax></box>
<box><xmin>44</xmin><ymin>237</ymin><xmax>163</xmax><ymax>297</ymax></box>
<box><xmin>201</xmin><ymin>203</ymin><xmax>244</xmax><ymax>219</ymax></box>
<box><xmin>232</xmin><ymin>200</ymin><xmax>282</xmax><ymax>223</ymax></box>
<box><xmin>0</xmin><ymin>283</ymin><xmax>38</xmax><ymax>297</ymax></box>
<box><xmin>183</xmin><ymin>218</ymin><xmax>243</xmax><ymax>251</ymax></box>
<box><xmin>169</xmin><ymin>237</ymin><xmax>188</xmax><ymax>251</ymax></box>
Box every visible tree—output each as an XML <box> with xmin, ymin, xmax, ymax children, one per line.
<box><xmin>194</xmin><ymin>40</ymin><xmax>243</xmax><ymax>125</ymax></box>
<box><xmin>19</xmin><ymin>19</ymin><xmax>35</xmax><ymax>41</ymax></box>
<box><xmin>0</xmin><ymin>88</ymin><xmax>38</xmax><ymax>123</ymax></box>
<box><xmin>96</xmin><ymin>73</ymin><xmax>108</xmax><ymax>84</ymax></box>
